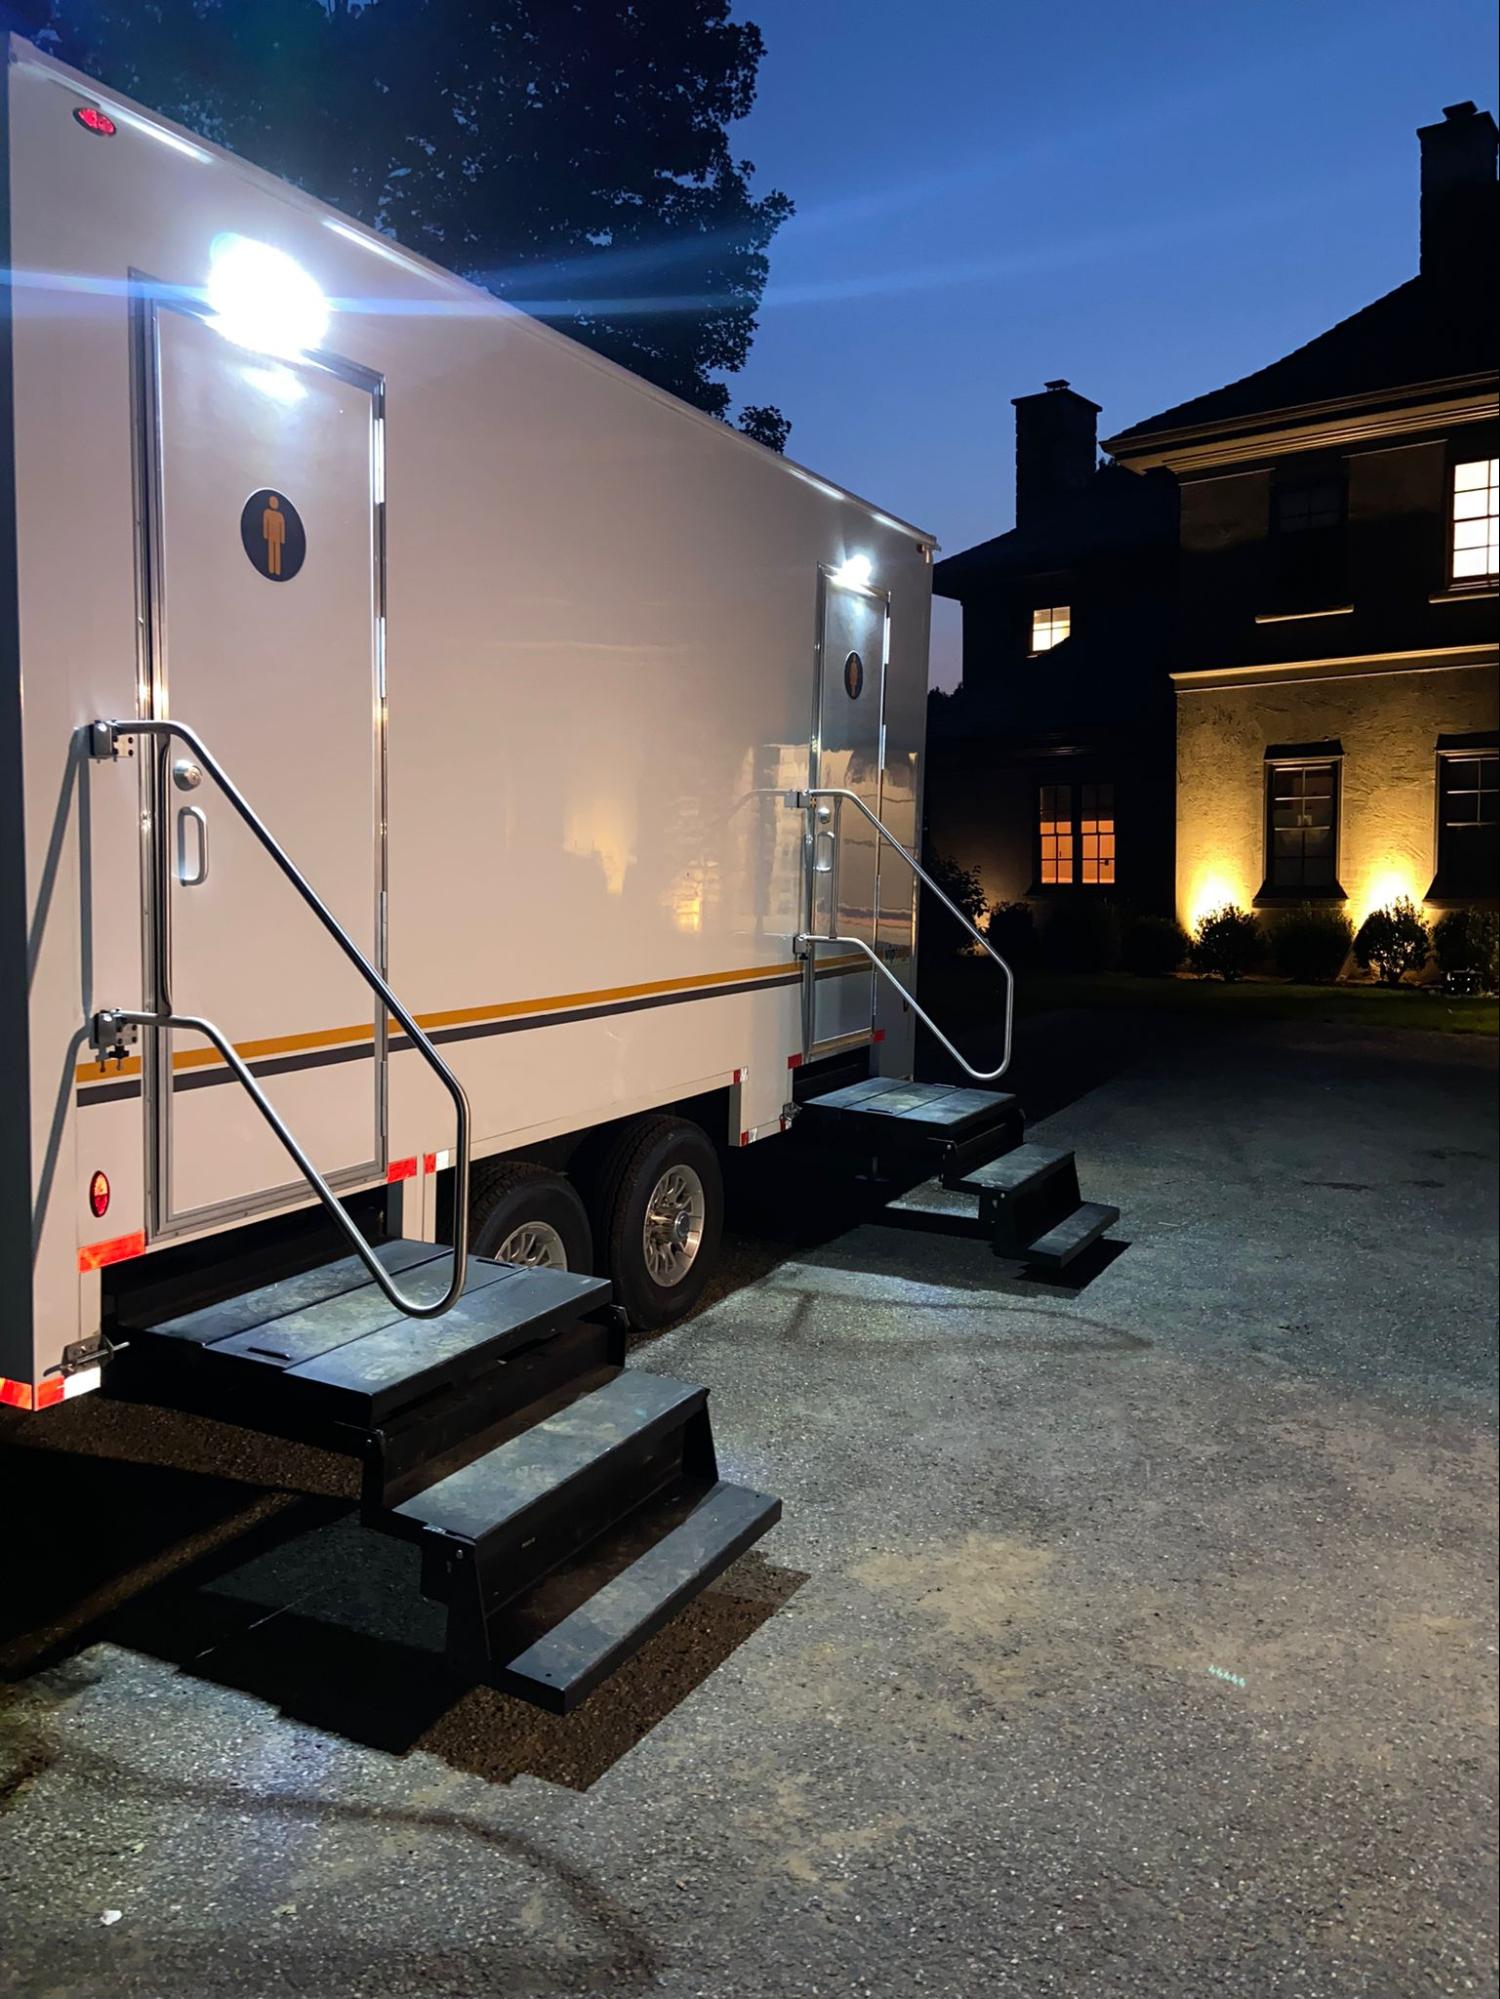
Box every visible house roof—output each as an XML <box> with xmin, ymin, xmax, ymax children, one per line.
<box><xmin>1104</xmin><ymin>267</ymin><xmax>1499</xmax><ymax>455</ymax></box>
<box><xmin>933</xmin><ymin>462</ymin><xmax>1175</xmax><ymax>596</ymax></box>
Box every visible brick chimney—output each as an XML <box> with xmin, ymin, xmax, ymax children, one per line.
<box><xmin>1417</xmin><ymin>101</ymin><xmax>1498</xmax><ymax>278</ymax></box>
<box><xmin>1011</xmin><ymin>380</ymin><xmax>1100</xmax><ymax>528</ymax></box>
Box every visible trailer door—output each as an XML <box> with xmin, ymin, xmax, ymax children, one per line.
<box><xmin>144</xmin><ymin>305</ymin><xmax>383</xmax><ymax>1231</ymax></box>
<box><xmin>809</xmin><ymin>569</ymin><xmax>889</xmax><ymax>1051</ymax></box>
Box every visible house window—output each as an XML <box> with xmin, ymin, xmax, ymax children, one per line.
<box><xmin>1269</xmin><ymin>475</ymin><xmax>1347</xmax><ymax>610</ymax></box>
<box><xmin>1435</xmin><ymin>751</ymin><xmax>1498</xmax><ymax>897</ymax></box>
<box><xmin>1030</xmin><ymin>605</ymin><xmax>1071</xmax><ymax>653</ymax></box>
<box><xmin>1038</xmin><ymin>783</ymin><xmax>1115</xmax><ymax>888</ymax></box>
<box><xmin>1265</xmin><ymin>759</ymin><xmax>1340</xmax><ymax>892</ymax></box>
<box><xmin>1451</xmin><ymin>458</ymin><xmax>1499</xmax><ymax>583</ymax></box>
<box><xmin>1038</xmin><ymin>784</ymin><xmax>1074</xmax><ymax>884</ymax></box>
<box><xmin>1080</xmin><ymin>783</ymin><xmax>1116</xmax><ymax>884</ymax></box>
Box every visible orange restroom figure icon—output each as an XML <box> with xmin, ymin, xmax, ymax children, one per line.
<box><xmin>262</xmin><ymin>493</ymin><xmax>287</xmax><ymax>577</ymax></box>
<box><xmin>240</xmin><ymin>487</ymin><xmax>305</xmax><ymax>581</ymax></box>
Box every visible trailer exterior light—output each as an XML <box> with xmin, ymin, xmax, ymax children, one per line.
<box><xmin>833</xmin><ymin>553</ymin><xmax>873</xmax><ymax>589</ymax></box>
<box><xmin>206</xmin><ymin>234</ymin><xmax>328</xmax><ymax>362</ymax></box>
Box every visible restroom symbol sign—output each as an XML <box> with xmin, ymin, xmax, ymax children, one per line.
<box><xmin>240</xmin><ymin>488</ymin><xmax>306</xmax><ymax>582</ymax></box>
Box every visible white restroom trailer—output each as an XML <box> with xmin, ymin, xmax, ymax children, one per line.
<box><xmin>1</xmin><ymin>39</ymin><xmax>936</xmax><ymax>1410</ymax></box>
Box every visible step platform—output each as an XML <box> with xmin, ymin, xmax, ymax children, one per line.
<box><xmin>115</xmin><ymin>1240</ymin><xmax>779</xmax><ymax>1711</ymax></box>
<box><xmin>796</xmin><ymin>1076</ymin><xmax>1023</xmax><ymax>1180</ymax></box>
<box><xmin>881</xmin><ymin>1140</ymin><xmax>1119</xmax><ymax>1273</ymax></box>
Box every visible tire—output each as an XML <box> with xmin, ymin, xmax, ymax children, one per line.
<box><xmin>592</xmin><ymin>1115</ymin><xmax>723</xmax><ymax>1330</ymax></box>
<box><xmin>469</xmin><ymin>1161</ymin><xmax>593</xmax><ymax>1272</ymax></box>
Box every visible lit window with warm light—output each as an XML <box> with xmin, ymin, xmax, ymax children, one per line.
<box><xmin>1030</xmin><ymin>605</ymin><xmax>1071</xmax><ymax>653</ymax></box>
<box><xmin>1080</xmin><ymin>783</ymin><xmax>1116</xmax><ymax>884</ymax></box>
<box><xmin>1038</xmin><ymin>782</ymin><xmax>1115</xmax><ymax>888</ymax></box>
<box><xmin>1451</xmin><ymin>458</ymin><xmax>1498</xmax><ymax>582</ymax></box>
<box><xmin>1038</xmin><ymin>784</ymin><xmax>1074</xmax><ymax>884</ymax></box>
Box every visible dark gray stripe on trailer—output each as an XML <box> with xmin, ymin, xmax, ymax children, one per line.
<box><xmin>76</xmin><ymin>959</ymin><xmax>870</xmax><ymax>1105</ymax></box>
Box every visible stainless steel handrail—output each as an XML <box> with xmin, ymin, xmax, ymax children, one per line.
<box><xmin>795</xmin><ymin>784</ymin><xmax>1015</xmax><ymax>1083</ymax></box>
<box><xmin>94</xmin><ymin>717</ymin><xmax>470</xmax><ymax>1319</ymax></box>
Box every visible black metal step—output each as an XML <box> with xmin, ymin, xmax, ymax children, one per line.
<box><xmin>283</xmin><ymin>1267</ymin><xmax>610</xmax><ymax>1425</ymax></box>
<box><xmin>132</xmin><ymin>1240</ymin><xmax>450</xmax><ymax>1348</ymax></box>
<box><xmin>1024</xmin><ymin>1201</ymin><xmax>1120</xmax><ymax>1271</ymax></box>
<box><xmin>962</xmin><ymin>1142</ymin><xmax>1082</xmax><ymax>1253</ymax></box>
<box><xmin>125</xmin><ymin>1244</ymin><xmax>611</xmax><ymax>1430</ymax></box>
<box><xmin>491</xmin><ymin>1478</ymin><xmax>782</xmax><ymax>1712</ymax></box>
<box><xmin>801</xmin><ymin>1076</ymin><xmax>1018</xmax><ymax>1139</ymax></box>
<box><xmin>396</xmin><ymin>1369</ymin><xmax>718</xmax><ymax>1663</ymax></box>
<box><xmin>393</xmin><ymin>1369</ymin><xmax>704</xmax><ymax>1545</ymax></box>
<box><xmin>797</xmin><ymin>1078</ymin><xmax>1023</xmax><ymax>1182</ymax></box>
<box><xmin>949</xmin><ymin>1141</ymin><xmax>1074</xmax><ymax>1199</ymax></box>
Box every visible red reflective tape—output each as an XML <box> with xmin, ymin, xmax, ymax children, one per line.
<box><xmin>787</xmin><ymin>1053</ymin><xmax>803</xmax><ymax>1069</ymax></box>
<box><xmin>35</xmin><ymin>1378</ymin><xmax>66</xmax><ymax>1410</ymax></box>
<box><xmin>386</xmin><ymin>1157</ymin><xmax>418</xmax><ymax>1182</ymax></box>
<box><xmin>1</xmin><ymin>1377</ymin><xmax>33</xmax><ymax>1411</ymax></box>
<box><xmin>872</xmin><ymin>1028</ymin><xmax>886</xmax><ymax>1044</ymax></box>
<box><xmin>77</xmin><ymin>1230</ymin><xmax>146</xmax><ymax>1273</ymax></box>
<box><xmin>422</xmin><ymin>1153</ymin><xmax>438</xmax><ymax>1175</ymax></box>
<box><xmin>739</xmin><ymin>1130</ymin><xmax>750</xmax><ymax>1148</ymax></box>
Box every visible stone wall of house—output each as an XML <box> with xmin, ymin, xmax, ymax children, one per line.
<box><xmin>1175</xmin><ymin>655</ymin><xmax>1498</xmax><ymax>932</ymax></box>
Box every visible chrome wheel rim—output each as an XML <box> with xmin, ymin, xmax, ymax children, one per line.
<box><xmin>643</xmin><ymin>1164</ymin><xmax>706</xmax><ymax>1288</ymax></box>
<box><xmin>494</xmin><ymin>1219</ymin><xmax>568</xmax><ymax>1269</ymax></box>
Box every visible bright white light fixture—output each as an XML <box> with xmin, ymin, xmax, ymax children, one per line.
<box><xmin>833</xmin><ymin>553</ymin><xmax>873</xmax><ymax>589</ymax></box>
<box><xmin>207</xmin><ymin>233</ymin><xmax>328</xmax><ymax>362</ymax></box>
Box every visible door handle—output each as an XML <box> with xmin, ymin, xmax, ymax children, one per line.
<box><xmin>175</xmin><ymin>805</ymin><xmax>209</xmax><ymax>886</ymax></box>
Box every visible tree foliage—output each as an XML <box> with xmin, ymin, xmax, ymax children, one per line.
<box><xmin>49</xmin><ymin>0</ymin><xmax>791</xmax><ymax>430</ymax></box>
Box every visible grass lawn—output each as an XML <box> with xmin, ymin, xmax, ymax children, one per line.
<box><xmin>921</xmin><ymin>960</ymin><xmax>1499</xmax><ymax>1038</ymax></box>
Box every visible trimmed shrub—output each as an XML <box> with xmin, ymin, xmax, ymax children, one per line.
<box><xmin>1122</xmin><ymin>913</ymin><xmax>1190</xmax><ymax>977</ymax></box>
<box><xmin>1191</xmin><ymin>904</ymin><xmax>1262</xmax><ymax>982</ymax></box>
<box><xmin>1353</xmin><ymin>898</ymin><xmax>1430</xmax><ymax>986</ymax></box>
<box><xmin>985</xmin><ymin>899</ymin><xmax>1036</xmax><ymax>967</ymax></box>
<box><xmin>1433</xmin><ymin>907</ymin><xmax>1499</xmax><ymax>990</ymax></box>
<box><xmin>1040</xmin><ymin>897</ymin><xmax>1123</xmax><ymax>974</ymax></box>
<box><xmin>1270</xmin><ymin>903</ymin><xmax>1354</xmax><ymax>984</ymax></box>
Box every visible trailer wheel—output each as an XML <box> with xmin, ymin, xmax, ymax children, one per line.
<box><xmin>470</xmin><ymin>1162</ymin><xmax>593</xmax><ymax>1272</ymax></box>
<box><xmin>594</xmin><ymin>1116</ymin><xmax>723</xmax><ymax>1329</ymax></box>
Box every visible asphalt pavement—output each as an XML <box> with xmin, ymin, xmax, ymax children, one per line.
<box><xmin>1</xmin><ymin>1018</ymin><xmax>1495</xmax><ymax>1998</ymax></box>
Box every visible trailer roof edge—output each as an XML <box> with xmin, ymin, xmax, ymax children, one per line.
<box><xmin>10</xmin><ymin>38</ymin><xmax>938</xmax><ymax>549</ymax></box>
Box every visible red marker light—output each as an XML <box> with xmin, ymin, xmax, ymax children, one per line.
<box><xmin>73</xmin><ymin>106</ymin><xmax>118</xmax><ymax>138</ymax></box>
<box><xmin>88</xmin><ymin>1171</ymin><xmax>111</xmax><ymax>1219</ymax></box>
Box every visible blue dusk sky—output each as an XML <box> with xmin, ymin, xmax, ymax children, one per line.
<box><xmin>727</xmin><ymin>0</ymin><xmax>1499</xmax><ymax>687</ymax></box>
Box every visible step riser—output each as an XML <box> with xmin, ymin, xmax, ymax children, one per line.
<box><xmin>365</xmin><ymin>1316</ymin><xmax>625</xmax><ymax>1516</ymax></box>
<box><xmin>425</xmin><ymin>1404</ymin><xmax>717</xmax><ymax>1651</ymax></box>
<box><xmin>988</xmin><ymin>1164</ymin><xmax>1083</xmax><ymax>1254</ymax></box>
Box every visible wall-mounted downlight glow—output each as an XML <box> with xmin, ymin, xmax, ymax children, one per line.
<box><xmin>241</xmin><ymin>363</ymin><xmax>308</xmax><ymax>407</ymax></box>
<box><xmin>833</xmin><ymin>553</ymin><xmax>873</xmax><ymax>589</ymax></box>
<box><xmin>206</xmin><ymin>234</ymin><xmax>328</xmax><ymax>362</ymax></box>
